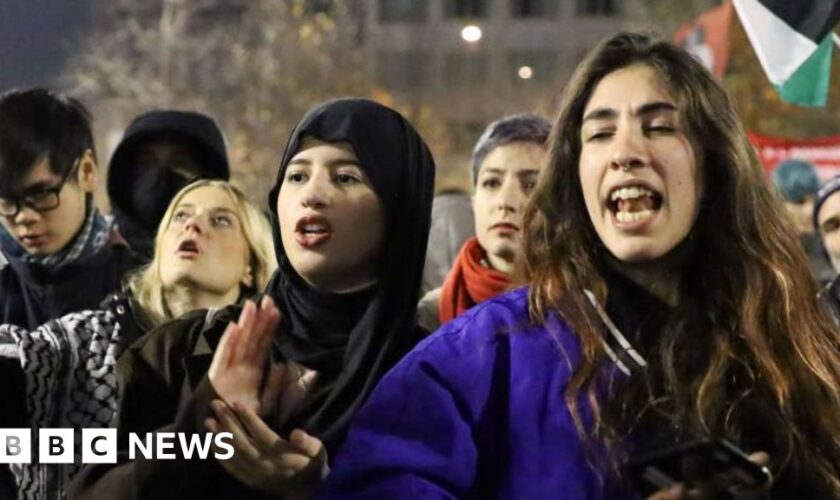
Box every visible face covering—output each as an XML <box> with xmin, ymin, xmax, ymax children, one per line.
<box><xmin>130</xmin><ymin>166</ymin><xmax>192</xmax><ymax>230</ymax></box>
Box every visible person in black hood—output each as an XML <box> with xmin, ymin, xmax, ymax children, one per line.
<box><xmin>107</xmin><ymin>110</ymin><xmax>230</xmax><ymax>260</ymax></box>
<box><xmin>69</xmin><ymin>98</ymin><xmax>435</xmax><ymax>500</ymax></box>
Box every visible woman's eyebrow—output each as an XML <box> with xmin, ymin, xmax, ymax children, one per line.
<box><xmin>582</xmin><ymin>101</ymin><xmax>677</xmax><ymax>123</ymax></box>
<box><xmin>209</xmin><ymin>207</ymin><xmax>240</xmax><ymax>219</ymax></box>
<box><xmin>582</xmin><ymin>107</ymin><xmax>617</xmax><ymax>123</ymax></box>
<box><xmin>287</xmin><ymin>157</ymin><xmax>360</xmax><ymax>167</ymax></box>
<box><xmin>479</xmin><ymin>167</ymin><xmax>506</xmax><ymax>177</ymax></box>
<box><xmin>634</xmin><ymin>101</ymin><xmax>678</xmax><ymax>117</ymax></box>
<box><xmin>517</xmin><ymin>169</ymin><xmax>540</xmax><ymax>178</ymax></box>
<box><xmin>326</xmin><ymin>157</ymin><xmax>361</xmax><ymax>168</ymax></box>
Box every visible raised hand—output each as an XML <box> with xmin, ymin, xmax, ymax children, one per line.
<box><xmin>208</xmin><ymin>295</ymin><xmax>281</xmax><ymax>413</ymax></box>
<box><xmin>206</xmin><ymin>399</ymin><xmax>328</xmax><ymax>498</ymax></box>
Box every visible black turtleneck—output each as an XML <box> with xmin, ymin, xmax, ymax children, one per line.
<box><xmin>602</xmin><ymin>266</ymin><xmax>671</xmax><ymax>358</ymax></box>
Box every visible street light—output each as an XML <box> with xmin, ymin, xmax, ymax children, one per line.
<box><xmin>461</xmin><ymin>25</ymin><xmax>482</xmax><ymax>43</ymax></box>
<box><xmin>518</xmin><ymin>65</ymin><xmax>533</xmax><ymax>80</ymax></box>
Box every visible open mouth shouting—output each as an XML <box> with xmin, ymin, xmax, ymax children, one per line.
<box><xmin>607</xmin><ymin>183</ymin><xmax>663</xmax><ymax>227</ymax></box>
<box><xmin>295</xmin><ymin>215</ymin><xmax>332</xmax><ymax>249</ymax></box>
<box><xmin>176</xmin><ymin>238</ymin><xmax>201</xmax><ymax>258</ymax></box>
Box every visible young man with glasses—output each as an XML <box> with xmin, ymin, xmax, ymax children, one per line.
<box><xmin>0</xmin><ymin>88</ymin><xmax>140</xmax><ymax>498</ymax></box>
<box><xmin>0</xmin><ymin>88</ymin><xmax>138</xmax><ymax>329</ymax></box>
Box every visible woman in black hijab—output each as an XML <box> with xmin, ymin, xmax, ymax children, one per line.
<box><xmin>69</xmin><ymin>99</ymin><xmax>435</xmax><ymax>500</ymax></box>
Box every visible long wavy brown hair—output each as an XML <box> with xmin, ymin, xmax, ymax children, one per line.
<box><xmin>519</xmin><ymin>32</ymin><xmax>840</xmax><ymax>494</ymax></box>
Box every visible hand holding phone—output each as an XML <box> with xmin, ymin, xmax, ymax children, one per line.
<box><xmin>623</xmin><ymin>439</ymin><xmax>772</xmax><ymax>498</ymax></box>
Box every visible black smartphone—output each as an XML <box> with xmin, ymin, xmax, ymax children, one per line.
<box><xmin>622</xmin><ymin>439</ymin><xmax>772</xmax><ymax>496</ymax></box>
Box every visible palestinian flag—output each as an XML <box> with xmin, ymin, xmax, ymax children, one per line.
<box><xmin>733</xmin><ymin>0</ymin><xmax>840</xmax><ymax>106</ymax></box>
<box><xmin>674</xmin><ymin>1</ymin><xmax>734</xmax><ymax>79</ymax></box>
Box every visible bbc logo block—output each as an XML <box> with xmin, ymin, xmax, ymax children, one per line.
<box><xmin>1</xmin><ymin>429</ymin><xmax>119</xmax><ymax>464</ymax></box>
<box><xmin>39</xmin><ymin>429</ymin><xmax>74</xmax><ymax>464</ymax></box>
<box><xmin>0</xmin><ymin>428</ymin><xmax>232</xmax><ymax>463</ymax></box>
<box><xmin>0</xmin><ymin>429</ymin><xmax>31</xmax><ymax>464</ymax></box>
<box><xmin>81</xmin><ymin>429</ymin><xmax>117</xmax><ymax>464</ymax></box>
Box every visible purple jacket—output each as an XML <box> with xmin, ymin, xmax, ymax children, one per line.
<box><xmin>319</xmin><ymin>287</ymin><xmax>640</xmax><ymax>499</ymax></box>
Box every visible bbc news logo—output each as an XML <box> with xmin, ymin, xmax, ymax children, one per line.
<box><xmin>0</xmin><ymin>429</ymin><xmax>234</xmax><ymax>464</ymax></box>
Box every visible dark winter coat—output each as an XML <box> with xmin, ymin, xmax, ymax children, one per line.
<box><xmin>0</xmin><ymin>233</ymin><xmax>139</xmax><ymax>330</ymax></box>
<box><xmin>67</xmin><ymin>305</ymin><xmax>278</xmax><ymax>500</ymax></box>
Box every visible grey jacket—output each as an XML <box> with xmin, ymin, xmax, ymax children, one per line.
<box><xmin>421</xmin><ymin>192</ymin><xmax>474</xmax><ymax>294</ymax></box>
<box><xmin>417</xmin><ymin>287</ymin><xmax>442</xmax><ymax>333</ymax></box>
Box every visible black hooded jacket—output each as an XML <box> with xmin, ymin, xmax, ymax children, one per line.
<box><xmin>107</xmin><ymin>110</ymin><xmax>230</xmax><ymax>260</ymax></box>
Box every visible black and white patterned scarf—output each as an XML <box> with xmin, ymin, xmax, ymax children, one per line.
<box><xmin>0</xmin><ymin>308</ymin><xmax>128</xmax><ymax>500</ymax></box>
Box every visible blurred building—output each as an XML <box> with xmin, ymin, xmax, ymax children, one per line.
<box><xmin>75</xmin><ymin>0</ymin><xmax>626</xmax><ymax>194</ymax></box>
<box><xmin>356</xmin><ymin>0</ymin><xmax>623</xmax><ymax>129</ymax></box>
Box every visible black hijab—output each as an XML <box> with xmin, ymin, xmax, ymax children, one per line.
<box><xmin>265</xmin><ymin>98</ymin><xmax>435</xmax><ymax>451</ymax></box>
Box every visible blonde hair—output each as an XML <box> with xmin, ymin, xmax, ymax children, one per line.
<box><xmin>127</xmin><ymin>179</ymin><xmax>277</xmax><ymax>326</ymax></box>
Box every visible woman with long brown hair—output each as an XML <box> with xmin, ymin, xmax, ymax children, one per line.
<box><xmin>317</xmin><ymin>32</ymin><xmax>840</xmax><ymax>498</ymax></box>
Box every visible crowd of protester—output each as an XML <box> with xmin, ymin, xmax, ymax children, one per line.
<box><xmin>1</xmin><ymin>31</ymin><xmax>840</xmax><ymax>499</ymax></box>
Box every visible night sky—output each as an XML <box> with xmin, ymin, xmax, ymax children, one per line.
<box><xmin>0</xmin><ymin>0</ymin><xmax>91</xmax><ymax>91</ymax></box>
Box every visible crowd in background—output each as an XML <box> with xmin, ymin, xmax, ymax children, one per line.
<box><xmin>1</xmin><ymin>31</ymin><xmax>840</xmax><ymax>500</ymax></box>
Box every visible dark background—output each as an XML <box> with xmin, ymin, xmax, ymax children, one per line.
<box><xmin>0</xmin><ymin>0</ymin><xmax>91</xmax><ymax>91</ymax></box>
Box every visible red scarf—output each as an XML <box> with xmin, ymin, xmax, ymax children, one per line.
<box><xmin>438</xmin><ymin>237</ymin><xmax>511</xmax><ymax>325</ymax></box>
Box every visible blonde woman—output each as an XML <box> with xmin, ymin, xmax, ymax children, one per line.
<box><xmin>0</xmin><ymin>179</ymin><xmax>276</xmax><ymax>500</ymax></box>
<box><xmin>127</xmin><ymin>178</ymin><xmax>276</xmax><ymax>326</ymax></box>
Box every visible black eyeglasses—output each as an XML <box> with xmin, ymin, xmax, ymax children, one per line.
<box><xmin>0</xmin><ymin>158</ymin><xmax>80</xmax><ymax>217</ymax></box>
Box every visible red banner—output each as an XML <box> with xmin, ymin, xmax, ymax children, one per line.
<box><xmin>673</xmin><ymin>1</ymin><xmax>733</xmax><ymax>79</ymax></box>
<box><xmin>749</xmin><ymin>131</ymin><xmax>840</xmax><ymax>180</ymax></box>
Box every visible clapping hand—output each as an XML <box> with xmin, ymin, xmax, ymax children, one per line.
<box><xmin>206</xmin><ymin>297</ymin><xmax>327</xmax><ymax>497</ymax></box>
<box><xmin>206</xmin><ymin>397</ymin><xmax>328</xmax><ymax>497</ymax></box>
<box><xmin>208</xmin><ymin>295</ymin><xmax>280</xmax><ymax>413</ymax></box>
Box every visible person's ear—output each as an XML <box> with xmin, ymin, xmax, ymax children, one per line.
<box><xmin>76</xmin><ymin>149</ymin><xmax>98</xmax><ymax>193</ymax></box>
<box><xmin>241</xmin><ymin>264</ymin><xmax>254</xmax><ymax>289</ymax></box>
